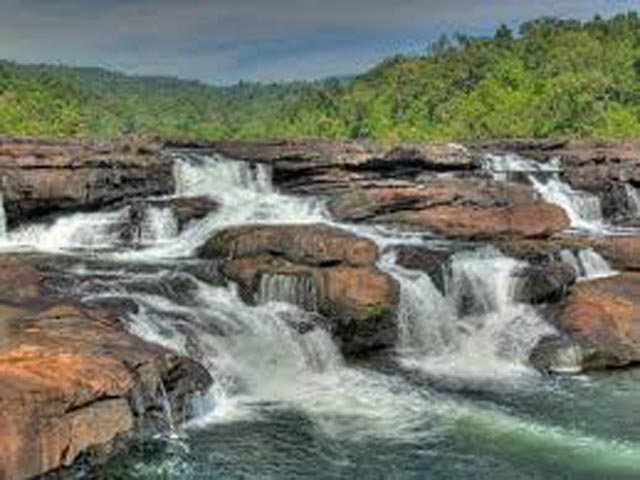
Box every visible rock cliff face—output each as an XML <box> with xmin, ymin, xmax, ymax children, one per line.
<box><xmin>0</xmin><ymin>256</ymin><xmax>212</xmax><ymax>480</ymax></box>
<box><xmin>0</xmin><ymin>137</ymin><xmax>175</xmax><ymax>226</ymax></box>
<box><xmin>200</xmin><ymin>224</ymin><xmax>398</xmax><ymax>356</ymax></box>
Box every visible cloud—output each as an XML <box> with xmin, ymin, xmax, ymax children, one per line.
<box><xmin>0</xmin><ymin>0</ymin><xmax>635</xmax><ymax>83</ymax></box>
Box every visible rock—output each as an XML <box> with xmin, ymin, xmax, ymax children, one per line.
<box><xmin>0</xmin><ymin>302</ymin><xmax>212</xmax><ymax>480</ymax></box>
<box><xmin>531</xmin><ymin>273</ymin><xmax>640</xmax><ymax>372</ymax></box>
<box><xmin>205</xmin><ymin>140</ymin><xmax>478</xmax><ymax>196</ymax></box>
<box><xmin>201</xmin><ymin>224</ymin><xmax>379</xmax><ymax>267</ymax></box>
<box><xmin>201</xmin><ymin>224</ymin><xmax>397</xmax><ymax>356</ymax></box>
<box><xmin>513</xmin><ymin>261</ymin><xmax>577</xmax><ymax>305</ymax></box>
<box><xmin>384</xmin><ymin>144</ymin><xmax>475</xmax><ymax>171</ymax></box>
<box><xmin>329</xmin><ymin>179</ymin><xmax>570</xmax><ymax>239</ymax></box>
<box><xmin>393</xmin><ymin>245</ymin><xmax>454</xmax><ymax>294</ymax></box>
<box><xmin>0</xmin><ymin>136</ymin><xmax>175</xmax><ymax>226</ymax></box>
<box><xmin>592</xmin><ymin>236</ymin><xmax>640</xmax><ymax>271</ymax></box>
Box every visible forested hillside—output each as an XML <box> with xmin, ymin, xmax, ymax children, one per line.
<box><xmin>1</xmin><ymin>12</ymin><xmax>640</xmax><ymax>141</ymax></box>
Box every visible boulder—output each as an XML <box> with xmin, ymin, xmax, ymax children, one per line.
<box><xmin>0</xmin><ymin>302</ymin><xmax>212</xmax><ymax>480</ymax></box>
<box><xmin>592</xmin><ymin>236</ymin><xmax>640</xmax><ymax>271</ymax></box>
<box><xmin>531</xmin><ymin>273</ymin><xmax>640</xmax><ymax>372</ymax></box>
<box><xmin>0</xmin><ymin>136</ymin><xmax>175</xmax><ymax>226</ymax></box>
<box><xmin>512</xmin><ymin>261</ymin><xmax>577</xmax><ymax>305</ymax></box>
<box><xmin>201</xmin><ymin>224</ymin><xmax>379</xmax><ymax>267</ymax></box>
<box><xmin>329</xmin><ymin>179</ymin><xmax>570</xmax><ymax>239</ymax></box>
<box><xmin>393</xmin><ymin>245</ymin><xmax>455</xmax><ymax>294</ymax></box>
<box><xmin>201</xmin><ymin>224</ymin><xmax>397</xmax><ymax>356</ymax></box>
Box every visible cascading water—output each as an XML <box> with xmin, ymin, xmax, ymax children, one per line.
<box><xmin>624</xmin><ymin>183</ymin><xmax>640</xmax><ymax>216</ymax></box>
<box><xmin>383</xmin><ymin>246</ymin><xmax>555</xmax><ymax>380</ymax></box>
<box><xmin>481</xmin><ymin>153</ymin><xmax>604</xmax><ymax>232</ymax></box>
<box><xmin>140</xmin><ymin>206</ymin><xmax>179</xmax><ymax>244</ymax></box>
<box><xmin>256</xmin><ymin>272</ymin><xmax>318</xmax><ymax>312</ymax></box>
<box><xmin>3</xmin><ymin>149</ymin><xmax>640</xmax><ymax>478</ymax></box>
<box><xmin>558</xmin><ymin>247</ymin><xmax>615</xmax><ymax>280</ymax></box>
<box><xmin>0</xmin><ymin>192</ymin><xmax>7</xmax><ymax>240</ymax></box>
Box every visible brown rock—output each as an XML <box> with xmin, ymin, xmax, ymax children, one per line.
<box><xmin>203</xmin><ymin>224</ymin><xmax>397</xmax><ymax>356</ymax></box>
<box><xmin>201</xmin><ymin>224</ymin><xmax>379</xmax><ymax>267</ymax></box>
<box><xmin>0</xmin><ymin>136</ymin><xmax>175</xmax><ymax>226</ymax></box>
<box><xmin>592</xmin><ymin>236</ymin><xmax>640</xmax><ymax>271</ymax></box>
<box><xmin>329</xmin><ymin>179</ymin><xmax>570</xmax><ymax>239</ymax></box>
<box><xmin>531</xmin><ymin>273</ymin><xmax>640</xmax><ymax>371</ymax></box>
<box><xmin>0</xmin><ymin>302</ymin><xmax>212</xmax><ymax>479</ymax></box>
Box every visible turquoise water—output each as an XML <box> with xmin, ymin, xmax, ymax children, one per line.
<box><xmin>102</xmin><ymin>365</ymin><xmax>640</xmax><ymax>480</ymax></box>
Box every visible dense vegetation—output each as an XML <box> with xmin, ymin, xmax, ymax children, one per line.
<box><xmin>2</xmin><ymin>12</ymin><xmax>640</xmax><ymax>141</ymax></box>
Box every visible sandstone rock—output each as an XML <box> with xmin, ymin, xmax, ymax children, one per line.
<box><xmin>0</xmin><ymin>136</ymin><xmax>175</xmax><ymax>226</ymax></box>
<box><xmin>201</xmin><ymin>224</ymin><xmax>379</xmax><ymax>267</ymax></box>
<box><xmin>0</xmin><ymin>299</ymin><xmax>211</xmax><ymax>479</ymax></box>
<box><xmin>201</xmin><ymin>224</ymin><xmax>397</xmax><ymax>356</ymax></box>
<box><xmin>531</xmin><ymin>273</ymin><xmax>640</xmax><ymax>372</ymax></box>
<box><xmin>592</xmin><ymin>236</ymin><xmax>640</xmax><ymax>271</ymax></box>
<box><xmin>329</xmin><ymin>179</ymin><xmax>570</xmax><ymax>239</ymax></box>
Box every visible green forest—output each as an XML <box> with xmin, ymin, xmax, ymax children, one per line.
<box><xmin>2</xmin><ymin>12</ymin><xmax>640</xmax><ymax>142</ymax></box>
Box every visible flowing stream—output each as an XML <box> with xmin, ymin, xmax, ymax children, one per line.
<box><xmin>1</xmin><ymin>152</ymin><xmax>640</xmax><ymax>479</ymax></box>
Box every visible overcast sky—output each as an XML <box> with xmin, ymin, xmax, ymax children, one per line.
<box><xmin>0</xmin><ymin>0</ymin><xmax>636</xmax><ymax>84</ymax></box>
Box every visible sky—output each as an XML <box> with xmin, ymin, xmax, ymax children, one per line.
<box><xmin>0</xmin><ymin>0</ymin><xmax>637</xmax><ymax>84</ymax></box>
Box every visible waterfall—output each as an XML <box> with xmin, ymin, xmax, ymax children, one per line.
<box><xmin>256</xmin><ymin>273</ymin><xmax>318</xmax><ymax>312</ymax></box>
<box><xmin>481</xmin><ymin>153</ymin><xmax>604</xmax><ymax>232</ymax></box>
<box><xmin>0</xmin><ymin>193</ymin><xmax>7</xmax><ymax>240</ymax></box>
<box><xmin>140</xmin><ymin>206</ymin><xmax>179</xmax><ymax>244</ymax></box>
<box><xmin>383</xmin><ymin>247</ymin><xmax>554</xmax><ymax>379</ymax></box>
<box><xmin>8</xmin><ymin>208</ymin><xmax>130</xmax><ymax>251</ymax></box>
<box><xmin>558</xmin><ymin>248</ymin><xmax>615</xmax><ymax>281</ymax></box>
<box><xmin>624</xmin><ymin>183</ymin><xmax>640</xmax><ymax>216</ymax></box>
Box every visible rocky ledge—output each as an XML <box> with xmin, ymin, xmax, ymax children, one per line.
<box><xmin>531</xmin><ymin>273</ymin><xmax>640</xmax><ymax>372</ymax></box>
<box><xmin>0</xmin><ymin>136</ymin><xmax>175</xmax><ymax>226</ymax></box>
<box><xmin>328</xmin><ymin>178</ymin><xmax>569</xmax><ymax>239</ymax></box>
<box><xmin>199</xmin><ymin>224</ymin><xmax>398</xmax><ymax>356</ymax></box>
<box><xmin>0</xmin><ymin>257</ymin><xmax>212</xmax><ymax>479</ymax></box>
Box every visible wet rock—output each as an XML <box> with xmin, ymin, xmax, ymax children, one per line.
<box><xmin>531</xmin><ymin>273</ymin><xmax>640</xmax><ymax>372</ymax></box>
<box><xmin>206</xmin><ymin>140</ymin><xmax>477</xmax><ymax>196</ymax></box>
<box><xmin>0</xmin><ymin>136</ymin><xmax>175</xmax><ymax>226</ymax></box>
<box><xmin>201</xmin><ymin>224</ymin><xmax>397</xmax><ymax>356</ymax></box>
<box><xmin>329</xmin><ymin>179</ymin><xmax>570</xmax><ymax>239</ymax></box>
<box><xmin>513</xmin><ymin>261</ymin><xmax>577</xmax><ymax>305</ymax></box>
<box><xmin>201</xmin><ymin>224</ymin><xmax>379</xmax><ymax>267</ymax></box>
<box><xmin>591</xmin><ymin>236</ymin><xmax>640</xmax><ymax>271</ymax></box>
<box><xmin>393</xmin><ymin>245</ymin><xmax>454</xmax><ymax>294</ymax></box>
<box><xmin>0</xmin><ymin>301</ymin><xmax>212</xmax><ymax>480</ymax></box>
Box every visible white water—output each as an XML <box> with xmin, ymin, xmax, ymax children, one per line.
<box><xmin>383</xmin><ymin>247</ymin><xmax>554</xmax><ymax>380</ymax></box>
<box><xmin>140</xmin><ymin>206</ymin><xmax>179</xmax><ymax>245</ymax></box>
<box><xmin>624</xmin><ymin>183</ymin><xmax>640</xmax><ymax>216</ymax></box>
<box><xmin>0</xmin><ymin>193</ymin><xmax>7</xmax><ymax>240</ymax></box>
<box><xmin>257</xmin><ymin>272</ymin><xmax>318</xmax><ymax>312</ymax></box>
<box><xmin>481</xmin><ymin>153</ymin><xmax>604</xmax><ymax>232</ymax></box>
<box><xmin>558</xmin><ymin>248</ymin><xmax>615</xmax><ymax>280</ymax></box>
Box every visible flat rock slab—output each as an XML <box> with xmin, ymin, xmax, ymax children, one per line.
<box><xmin>0</xmin><ymin>136</ymin><xmax>175</xmax><ymax>226</ymax></box>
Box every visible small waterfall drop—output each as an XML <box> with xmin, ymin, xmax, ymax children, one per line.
<box><xmin>0</xmin><ymin>192</ymin><xmax>7</xmax><ymax>240</ymax></box>
<box><xmin>558</xmin><ymin>248</ymin><xmax>615</xmax><ymax>281</ymax></box>
<box><xmin>383</xmin><ymin>247</ymin><xmax>554</xmax><ymax>379</ymax></box>
<box><xmin>624</xmin><ymin>183</ymin><xmax>640</xmax><ymax>216</ymax></box>
<box><xmin>140</xmin><ymin>206</ymin><xmax>179</xmax><ymax>244</ymax></box>
<box><xmin>481</xmin><ymin>153</ymin><xmax>604</xmax><ymax>232</ymax></box>
<box><xmin>257</xmin><ymin>273</ymin><xmax>318</xmax><ymax>312</ymax></box>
